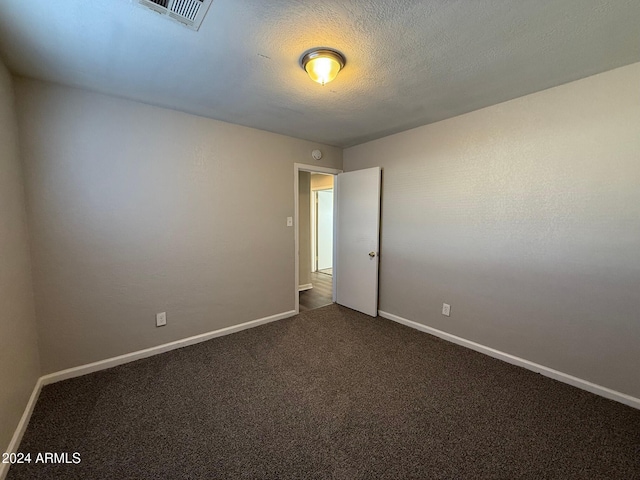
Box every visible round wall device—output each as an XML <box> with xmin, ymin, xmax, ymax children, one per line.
<box><xmin>312</xmin><ymin>149</ymin><xmax>323</xmax><ymax>161</ymax></box>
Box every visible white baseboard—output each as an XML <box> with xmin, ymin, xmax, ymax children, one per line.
<box><xmin>0</xmin><ymin>378</ymin><xmax>44</xmax><ymax>480</ymax></box>
<box><xmin>378</xmin><ymin>310</ymin><xmax>640</xmax><ymax>410</ymax></box>
<box><xmin>0</xmin><ymin>309</ymin><xmax>297</xmax><ymax>478</ymax></box>
<box><xmin>298</xmin><ymin>284</ymin><xmax>313</xmax><ymax>291</ymax></box>
<box><xmin>41</xmin><ymin>310</ymin><xmax>297</xmax><ymax>386</ymax></box>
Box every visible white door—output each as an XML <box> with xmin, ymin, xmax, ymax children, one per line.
<box><xmin>316</xmin><ymin>189</ymin><xmax>333</xmax><ymax>271</ymax></box>
<box><xmin>335</xmin><ymin>167</ymin><xmax>381</xmax><ymax>317</ymax></box>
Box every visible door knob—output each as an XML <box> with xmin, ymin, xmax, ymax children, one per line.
<box><xmin>369</xmin><ymin>251</ymin><xmax>376</xmax><ymax>258</ymax></box>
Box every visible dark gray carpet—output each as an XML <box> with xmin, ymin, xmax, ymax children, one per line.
<box><xmin>8</xmin><ymin>304</ymin><xmax>640</xmax><ymax>479</ymax></box>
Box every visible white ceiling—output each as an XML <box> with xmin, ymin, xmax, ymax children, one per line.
<box><xmin>0</xmin><ymin>0</ymin><xmax>638</xmax><ymax>147</ymax></box>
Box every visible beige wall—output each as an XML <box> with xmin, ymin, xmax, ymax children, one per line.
<box><xmin>298</xmin><ymin>171</ymin><xmax>311</xmax><ymax>287</ymax></box>
<box><xmin>15</xmin><ymin>78</ymin><xmax>342</xmax><ymax>374</ymax></box>
<box><xmin>311</xmin><ymin>173</ymin><xmax>334</xmax><ymax>191</ymax></box>
<box><xmin>0</xmin><ymin>63</ymin><xmax>40</xmax><ymax>451</ymax></box>
<box><xmin>344</xmin><ymin>63</ymin><xmax>640</xmax><ymax>398</ymax></box>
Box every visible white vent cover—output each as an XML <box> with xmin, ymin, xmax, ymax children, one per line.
<box><xmin>138</xmin><ymin>0</ymin><xmax>213</xmax><ymax>31</ymax></box>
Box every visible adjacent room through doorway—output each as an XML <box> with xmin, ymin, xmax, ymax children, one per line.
<box><xmin>298</xmin><ymin>172</ymin><xmax>334</xmax><ymax>312</ymax></box>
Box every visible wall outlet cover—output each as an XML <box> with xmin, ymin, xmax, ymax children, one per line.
<box><xmin>156</xmin><ymin>312</ymin><xmax>167</xmax><ymax>327</ymax></box>
<box><xmin>442</xmin><ymin>303</ymin><xmax>451</xmax><ymax>317</ymax></box>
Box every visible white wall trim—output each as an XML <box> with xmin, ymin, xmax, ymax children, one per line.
<box><xmin>0</xmin><ymin>378</ymin><xmax>44</xmax><ymax>480</ymax></box>
<box><xmin>298</xmin><ymin>283</ymin><xmax>313</xmax><ymax>291</ymax></box>
<box><xmin>41</xmin><ymin>310</ymin><xmax>296</xmax><ymax>385</ymax></box>
<box><xmin>378</xmin><ymin>310</ymin><xmax>640</xmax><ymax>410</ymax></box>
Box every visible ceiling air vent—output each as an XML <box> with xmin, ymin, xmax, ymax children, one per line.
<box><xmin>138</xmin><ymin>0</ymin><xmax>214</xmax><ymax>31</ymax></box>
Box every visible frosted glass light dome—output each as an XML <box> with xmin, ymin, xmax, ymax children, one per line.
<box><xmin>300</xmin><ymin>49</ymin><xmax>346</xmax><ymax>86</ymax></box>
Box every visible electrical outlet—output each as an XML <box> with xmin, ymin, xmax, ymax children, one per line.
<box><xmin>156</xmin><ymin>312</ymin><xmax>167</xmax><ymax>327</ymax></box>
<box><xmin>442</xmin><ymin>303</ymin><xmax>451</xmax><ymax>317</ymax></box>
<box><xmin>287</xmin><ymin>217</ymin><xmax>293</xmax><ymax>227</ymax></box>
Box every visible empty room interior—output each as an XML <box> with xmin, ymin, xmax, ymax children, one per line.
<box><xmin>1</xmin><ymin>1</ymin><xmax>639</xmax><ymax>478</ymax></box>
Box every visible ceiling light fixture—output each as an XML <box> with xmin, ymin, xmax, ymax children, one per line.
<box><xmin>300</xmin><ymin>49</ymin><xmax>346</xmax><ymax>86</ymax></box>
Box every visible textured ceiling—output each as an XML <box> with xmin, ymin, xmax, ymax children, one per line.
<box><xmin>0</xmin><ymin>0</ymin><xmax>638</xmax><ymax>147</ymax></box>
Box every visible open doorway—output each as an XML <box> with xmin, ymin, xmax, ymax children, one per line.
<box><xmin>294</xmin><ymin>164</ymin><xmax>341</xmax><ymax>314</ymax></box>
<box><xmin>312</xmin><ymin>174</ymin><xmax>334</xmax><ymax>276</ymax></box>
<box><xmin>300</xmin><ymin>174</ymin><xmax>334</xmax><ymax>311</ymax></box>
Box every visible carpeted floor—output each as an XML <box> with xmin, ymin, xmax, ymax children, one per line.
<box><xmin>8</xmin><ymin>304</ymin><xmax>640</xmax><ymax>479</ymax></box>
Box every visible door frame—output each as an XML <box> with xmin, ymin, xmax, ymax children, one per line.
<box><xmin>294</xmin><ymin>163</ymin><xmax>342</xmax><ymax>314</ymax></box>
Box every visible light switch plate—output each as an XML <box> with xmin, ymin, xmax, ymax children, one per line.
<box><xmin>287</xmin><ymin>217</ymin><xmax>293</xmax><ymax>227</ymax></box>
